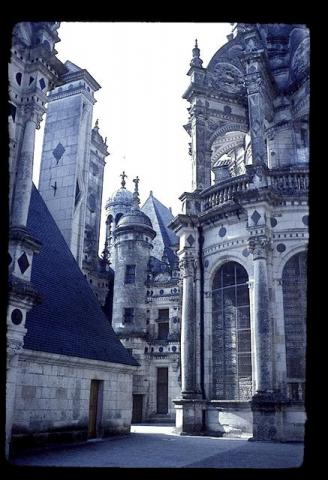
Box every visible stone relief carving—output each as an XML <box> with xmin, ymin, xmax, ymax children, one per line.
<box><xmin>248</xmin><ymin>236</ymin><xmax>272</xmax><ymax>260</ymax></box>
<box><xmin>212</xmin><ymin>62</ymin><xmax>245</xmax><ymax>94</ymax></box>
<box><xmin>291</xmin><ymin>37</ymin><xmax>310</xmax><ymax>81</ymax></box>
<box><xmin>179</xmin><ymin>254</ymin><xmax>197</xmax><ymax>278</ymax></box>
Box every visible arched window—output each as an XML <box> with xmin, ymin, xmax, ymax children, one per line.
<box><xmin>212</xmin><ymin>261</ymin><xmax>252</xmax><ymax>400</ymax></box>
<box><xmin>115</xmin><ymin>212</ymin><xmax>123</xmax><ymax>225</ymax></box>
<box><xmin>282</xmin><ymin>251</ymin><xmax>307</xmax><ymax>400</ymax></box>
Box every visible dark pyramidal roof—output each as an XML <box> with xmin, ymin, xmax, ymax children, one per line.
<box><xmin>142</xmin><ymin>193</ymin><xmax>179</xmax><ymax>259</ymax></box>
<box><xmin>25</xmin><ymin>185</ymin><xmax>138</xmax><ymax>367</ymax></box>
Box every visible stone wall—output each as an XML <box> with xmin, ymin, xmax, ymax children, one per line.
<box><xmin>12</xmin><ymin>350</ymin><xmax>135</xmax><ymax>441</ymax></box>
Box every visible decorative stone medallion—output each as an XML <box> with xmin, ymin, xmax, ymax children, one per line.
<box><xmin>270</xmin><ymin>217</ymin><xmax>278</xmax><ymax>227</ymax></box>
<box><xmin>17</xmin><ymin>252</ymin><xmax>29</xmax><ymax>274</ymax></box>
<box><xmin>276</xmin><ymin>243</ymin><xmax>286</xmax><ymax>253</ymax></box>
<box><xmin>11</xmin><ymin>309</ymin><xmax>23</xmax><ymax>325</ymax></box>
<box><xmin>219</xmin><ymin>226</ymin><xmax>227</xmax><ymax>238</ymax></box>
<box><xmin>212</xmin><ymin>62</ymin><xmax>245</xmax><ymax>94</ymax></box>
<box><xmin>251</xmin><ymin>210</ymin><xmax>261</xmax><ymax>225</ymax></box>
<box><xmin>242</xmin><ymin>248</ymin><xmax>250</xmax><ymax>257</ymax></box>
<box><xmin>187</xmin><ymin>234</ymin><xmax>195</xmax><ymax>246</ymax></box>
<box><xmin>302</xmin><ymin>215</ymin><xmax>309</xmax><ymax>226</ymax></box>
<box><xmin>52</xmin><ymin>142</ymin><xmax>65</xmax><ymax>162</ymax></box>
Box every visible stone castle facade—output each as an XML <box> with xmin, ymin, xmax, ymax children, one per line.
<box><xmin>106</xmin><ymin>179</ymin><xmax>181</xmax><ymax>421</ymax></box>
<box><xmin>7</xmin><ymin>22</ymin><xmax>309</xmax><ymax>456</ymax></box>
<box><xmin>7</xmin><ymin>22</ymin><xmax>137</xmax><ymax>459</ymax></box>
<box><xmin>170</xmin><ymin>23</ymin><xmax>309</xmax><ymax>441</ymax></box>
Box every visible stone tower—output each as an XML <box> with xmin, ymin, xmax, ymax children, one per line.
<box><xmin>38</xmin><ymin>60</ymin><xmax>107</xmax><ymax>268</ymax></box>
<box><xmin>105</xmin><ymin>171</ymin><xmax>134</xmax><ymax>271</ymax></box>
<box><xmin>169</xmin><ymin>25</ymin><xmax>309</xmax><ymax>441</ymax></box>
<box><xmin>112</xmin><ymin>178</ymin><xmax>156</xmax><ymax>333</ymax></box>
<box><xmin>7</xmin><ymin>21</ymin><xmax>65</xmax><ymax>457</ymax></box>
<box><xmin>111</xmin><ymin>179</ymin><xmax>157</xmax><ymax>415</ymax></box>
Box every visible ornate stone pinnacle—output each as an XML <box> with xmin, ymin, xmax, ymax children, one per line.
<box><xmin>190</xmin><ymin>38</ymin><xmax>203</xmax><ymax>68</ymax></box>
<box><xmin>133</xmin><ymin>176</ymin><xmax>140</xmax><ymax>207</ymax></box>
<box><xmin>95</xmin><ymin>119</ymin><xmax>99</xmax><ymax>128</ymax></box>
<box><xmin>120</xmin><ymin>171</ymin><xmax>127</xmax><ymax>189</ymax></box>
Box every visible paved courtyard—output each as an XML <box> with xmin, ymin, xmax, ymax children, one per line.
<box><xmin>10</xmin><ymin>425</ymin><xmax>304</xmax><ymax>469</ymax></box>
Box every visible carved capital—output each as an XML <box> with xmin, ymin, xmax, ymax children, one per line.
<box><xmin>7</xmin><ymin>338</ymin><xmax>24</xmax><ymax>362</ymax></box>
<box><xmin>248</xmin><ymin>236</ymin><xmax>272</xmax><ymax>260</ymax></box>
<box><xmin>23</xmin><ymin>103</ymin><xmax>45</xmax><ymax>128</ymax></box>
<box><xmin>179</xmin><ymin>254</ymin><xmax>197</xmax><ymax>278</ymax></box>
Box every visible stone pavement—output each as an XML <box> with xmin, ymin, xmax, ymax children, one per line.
<box><xmin>10</xmin><ymin>425</ymin><xmax>304</xmax><ymax>469</ymax></box>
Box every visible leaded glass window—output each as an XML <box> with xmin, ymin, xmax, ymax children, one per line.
<box><xmin>212</xmin><ymin>261</ymin><xmax>252</xmax><ymax>400</ymax></box>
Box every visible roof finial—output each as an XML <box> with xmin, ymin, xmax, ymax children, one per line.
<box><xmin>133</xmin><ymin>176</ymin><xmax>140</xmax><ymax>208</ymax></box>
<box><xmin>95</xmin><ymin>119</ymin><xmax>99</xmax><ymax>128</ymax></box>
<box><xmin>120</xmin><ymin>171</ymin><xmax>127</xmax><ymax>189</ymax></box>
<box><xmin>190</xmin><ymin>38</ymin><xmax>203</xmax><ymax>68</ymax></box>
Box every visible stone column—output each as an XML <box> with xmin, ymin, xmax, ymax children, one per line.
<box><xmin>180</xmin><ymin>253</ymin><xmax>197</xmax><ymax>397</ymax></box>
<box><xmin>173</xmin><ymin>251</ymin><xmax>207</xmax><ymax>434</ymax></box>
<box><xmin>248</xmin><ymin>236</ymin><xmax>286</xmax><ymax>441</ymax></box>
<box><xmin>10</xmin><ymin>106</ymin><xmax>41</xmax><ymax>227</ymax></box>
<box><xmin>248</xmin><ymin>236</ymin><xmax>273</xmax><ymax>393</ymax></box>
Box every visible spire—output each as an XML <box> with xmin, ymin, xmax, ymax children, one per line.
<box><xmin>100</xmin><ymin>238</ymin><xmax>110</xmax><ymax>270</ymax></box>
<box><xmin>94</xmin><ymin>119</ymin><xmax>99</xmax><ymax>130</ymax></box>
<box><xmin>132</xmin><ymin>176</ymin><xmax>140</xmax><ymax>209</ymax></box>
<box><xmin>120</xmin><ymin>171</ymin><xmax>127</xmax><ymax>189</ymax></box>
<box><xmin>190</xmin><ymin>38</ymin><xmax>203</xmax><ymax>68</ymax></box>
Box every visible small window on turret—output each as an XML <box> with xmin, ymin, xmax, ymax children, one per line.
<box><xmin>125</xmin><ymin>265</ymin><xmax>136</xmax><ymax>284</ymax></box>
<box><xmin>123</xmin><ymin>308</ymin><xmax>134</xmax><ymax>324</ymax></box>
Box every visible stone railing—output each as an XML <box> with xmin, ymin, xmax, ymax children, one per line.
<box><xmin>201</xmin><ymin>174</ymin><xmax>250</xmax><ymax>211</ymax></box>
<box><xmin>198</xmin><ymin>167</ymin><xmax>309</xmax><ymax>212</ymax></box>
<box><xmin>267</xmin><ymin>168</ymin><xmax>309</xmax><ymax>192</ymax></box>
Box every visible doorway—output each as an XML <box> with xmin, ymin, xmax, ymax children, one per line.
<box><xmin>132</xmin><ymin>394</ymin><xmax>143</xmax><ymax>423</ymax></box>
<box><xmin>88</xmin><ymin>379</ymin><xmax>103</xmax><ymax>438</ymax></box>
<box><xmin>157</xmin><ymin>367</ymin><xmax>168</xmax><ymax>414</ymax></box>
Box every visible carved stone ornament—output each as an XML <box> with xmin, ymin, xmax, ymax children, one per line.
<box><xmin>23</xmin><ymin>103</ymin><xmax>45</xmax><ymax>128</ymax></box>
<box><xmin>179</xmin><ymin>255</ymin><xmax>197</xmax><ymax>278</ymax></box>
<box><xmin>291</xmin><ymin>37</ymin><xmax>310</xmax><ymax>81</ymax></box>
<box><xmin>212</xmin><ymin>62</ymin><xmax>245</xmax><ymax>94</ymax></box>
<box><xmin>248</xmin><ymin>236</ymin><xmax>272</xmax><ymax>260</ymax></box>
<box><xmin>7</xmin><ymin>338</ymin><xmax>24</xmax><ymax>360</ymax></box>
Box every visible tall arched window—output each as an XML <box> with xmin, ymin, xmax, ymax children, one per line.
<box><xmin>212</xmin><ymin>261</ymin><xmax>252</xmax><ymax>400</ymax></box>
<box><xmin>282</xmin><ymin>251</ymin><xmax>307</xmax><ymax>400</ymax></box>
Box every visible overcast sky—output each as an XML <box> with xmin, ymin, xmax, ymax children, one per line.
<box><xmin>33</xmin><ymin>22</ymin><xmax>232</xmax><ymax>251</ymax></box>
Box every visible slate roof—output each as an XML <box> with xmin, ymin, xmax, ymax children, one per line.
<box><xmin>142</xmin><ymin>192</ymin><xmax>177</xmax><ymax>233</ymax></box>
<box><xmin>25</xmin><ymin>185</ymin><xmax>138</xmax><ymax>367</ymax></box>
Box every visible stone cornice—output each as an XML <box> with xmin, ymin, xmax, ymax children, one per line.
<box><xmin>19</xmin><ymin>349</ymin><xmax>138</xmax><ymax>373</ymax></box>
<box><xmin>48</xmin><ymin>85</ymin><xmax>96</xmax><ymax>105</ymax></box>
<box><xmin>8</xmin><ymin>275</ymin><xmax>42</xmax><ymax>305</ymax></box>
<box><xmin>168</xmin><ymin>214</ymin><xmax>198</xmax><ymax>233</ymax></box>
<box><xmin>9</xmin><ymin>225</ymin><xmax>42</xmax><ymax>251</ymax></box>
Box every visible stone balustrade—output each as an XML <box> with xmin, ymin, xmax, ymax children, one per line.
<box><xmin>199</xmin><ymin>167</ymin><xmax>309</xmax><ymax>212</ymax></box>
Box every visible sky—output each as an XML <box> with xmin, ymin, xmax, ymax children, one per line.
<box><xmin>33</xmin><ymin>22</ymin><xmax>232</xmax><ymax>252</ymax></box>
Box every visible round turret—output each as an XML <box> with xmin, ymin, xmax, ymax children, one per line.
<box><xmin>106</xmin><ymin>187</ymin><xmax>133</xmax><ymax>208</ymax></box>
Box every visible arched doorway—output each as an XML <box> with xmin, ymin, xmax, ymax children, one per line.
<box><xmin>282</xmin><ymin>251</ymin><xmax>307</xmax><ymax>400</ymax></box>
<box><xmin>212</xmin><ymin>261</ymin><xmax>252</xmax><ymax>400</ymax></box>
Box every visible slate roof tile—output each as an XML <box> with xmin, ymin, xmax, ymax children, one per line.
<box><xmin>25</xmin><ymin>185</ymin><xmax>138</xmax><ymax>367</ymax></box>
